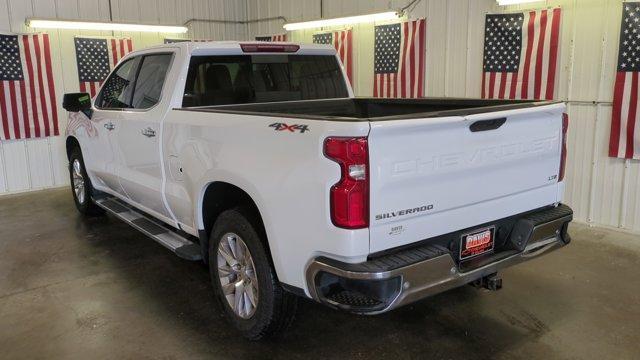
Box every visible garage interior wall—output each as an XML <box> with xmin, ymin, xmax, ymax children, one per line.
<box><xmin>1</xmin><ymin>0</ymin><xmax>639</xmax><ymax>236</ymax></box>
<box><xmin>0</xmin><ymin>0</ymin><xmax>246</xmax><ymax>195</ymax></box>
<box><xmin>247</xmin><ymin>0</ymin><xmax>640</xmax><ymax>235</ymax></box>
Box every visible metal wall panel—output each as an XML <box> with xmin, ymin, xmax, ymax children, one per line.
<box><xmin>0</xmin><ymin>0</ymin><xmax>243</xmax><ymax>195</ymax></box>
<box><xmin>245</xmin><ymin>0</ymin><xmax>495</xmax><ymax>98</ymax></box>
<box><xmin>492</xmin><ymin>0</ymin><xmax>639</xmax><ymax>235</ymax></box>
<box><xmin>626</xmin><ymin>158</ymin><xmax>640</xmax><ymax>231</ymax></box>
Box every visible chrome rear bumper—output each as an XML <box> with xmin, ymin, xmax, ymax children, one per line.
<box><xmin>306</xmin><ymin>204</ymin><xmax>573</xmax><ymax>314</ymax></box>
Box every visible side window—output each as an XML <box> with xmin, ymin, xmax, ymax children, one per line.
<box><xmin>183</xmin><ymin>59</ymin><xmax>243</xmax><ymax>107</ymax></box>
<box><xmin>131</xmin><ymin>54</ymin><xmax>173</xmax><ymax>109</ymax></box>
<box><xmin>96</xmin><ymin>57</ymin><xmax>139</xmax><ymax>109</ymax></box>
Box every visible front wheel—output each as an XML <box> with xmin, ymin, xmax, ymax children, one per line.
<box><xmin>209</xmin><ymin>208</ymin><xmax>297</xmax><ymax>340</ymax></box>
<box><xmin>68</xmin><ymin>147</ymin><xmax>104</xmax><ymax>216</ymax></box>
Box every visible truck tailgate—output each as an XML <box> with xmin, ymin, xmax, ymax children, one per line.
<box><xmin>368</xmin><ymin>103</ymin><xmax>565</xmax><ymax>253</ymax></box>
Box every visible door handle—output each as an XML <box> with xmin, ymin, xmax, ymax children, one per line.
<box><xmin>104</xmin><ymin>122</ymin><xmax>115</xmax><ymax>131</ymax></box>
<box><xmin>141</xmin><ymin>127</ymin><xmax>156</xmax><ymax>138</ymax></box>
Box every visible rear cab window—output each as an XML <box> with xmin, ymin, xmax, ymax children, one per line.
<box><xmin>182</xmin><ymin>55</ymin><xmax>348</xmax><ymax>107</ymax></box>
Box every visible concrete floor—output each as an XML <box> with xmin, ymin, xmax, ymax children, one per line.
<box><xmin>0</xmin><ymin>189</ymin><xmax>639</xmax><ymax>360</ymax></box>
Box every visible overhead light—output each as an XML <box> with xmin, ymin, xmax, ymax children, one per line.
<box><xmin>283</xmin><ymin>11</ymin><xmax>400</xmax><ymax>31</ymax></box>
<box><xmin>496</xmin><ymin>0</ymin><xmax>544</xmax><ymax>5</ymax></box>
<box><xmin>26</xmin><ymin>18</ymin><xmax>188</xmax><ymax>33</ymax></box>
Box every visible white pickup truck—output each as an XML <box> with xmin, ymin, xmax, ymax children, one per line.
<box><xmin>63</xmin><ymin>41</ymin><xmax>572</xmax><ymax>339</ymax></box>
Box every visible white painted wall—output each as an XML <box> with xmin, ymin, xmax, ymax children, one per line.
<box><xmin>2</xmin><ymin>0</ymin><xmax>639</xmax><ymax>236</ymax></box>
<box><xmin>246</xmin><ymin>0</ymin><xmax>640</xmax><ymax>235</ymax></box>
<box><xmin>0</xmin><ymin>0</ymin><xmax>245</xmax><ymax>195</ymax></box>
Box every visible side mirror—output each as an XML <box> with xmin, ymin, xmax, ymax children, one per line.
<box><xmin>63</xmin><ymin>92</ymin><xmax>91</xmax><ymax>112</ymax></box>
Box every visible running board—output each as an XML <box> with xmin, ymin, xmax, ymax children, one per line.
<box><xmin>94</xmin><ymin>196</ymin><xmax>202</xmax><ymax>261</ymax></box>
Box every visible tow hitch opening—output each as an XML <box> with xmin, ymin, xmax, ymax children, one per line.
<box><xmin>470</xmin><ymin>273</ymin><xmax>503</xmax><ymax>291</ymax></box>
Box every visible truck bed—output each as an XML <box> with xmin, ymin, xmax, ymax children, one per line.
<box><xmin>178</xmin><ymin>97</ymin><xmax>560</xmax><ymax>121</ymax></box>
<box><xmin>174</xmin><ymin>95</ymin><xmax>566</xmax><ymax>255</ymax></box>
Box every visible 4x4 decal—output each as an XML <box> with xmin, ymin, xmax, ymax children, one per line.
<box><xmin>269</xmin><ymin>122</ymin><xmax>310</xmax><ymax>133</ymax></box>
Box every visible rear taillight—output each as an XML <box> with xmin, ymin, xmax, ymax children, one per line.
<box><xmin>324</xmin><ymin>137</ymin><xmax>369</xmax><ymax>229</ymax></box>
<box><xmin>559</xmin><ymin>113</ymin><xmax>569</xmax><ymax>182</ymax></box>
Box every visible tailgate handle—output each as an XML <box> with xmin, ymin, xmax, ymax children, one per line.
<box><xmin>470</xmin><ymin>118</ymin><xmax>506</xmax><ymax>132</ymax></box>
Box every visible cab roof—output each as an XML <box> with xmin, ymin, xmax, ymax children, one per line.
<box><xmin>136</xmin><ymin>41</ymin><xmax>337</xmax><ymax>57</ymax></box>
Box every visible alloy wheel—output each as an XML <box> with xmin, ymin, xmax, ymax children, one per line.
<box><xmin>217</xmin><ymin>232</ymin><xmax>259</xmax><ymax>319</ymax></box>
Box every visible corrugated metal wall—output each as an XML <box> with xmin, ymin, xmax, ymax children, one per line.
<box><xmin>499</xmin><ymin>0</ymin><xmax>640</xmax><ymax>234</ymax></box>
<box><xmin>0</xmin><ymin>0</ymin><xmax>245</xmax><ymax>194</ymax></box>
<box><xmin>246</xmin><ymin>0</ymin><xmax>495</xmax><ymax>97</ymax></box>
<box><xmin>1</xmin><ymin>0</ymin><xmax>638</xmax><ymax>235</ymax></box>
<box><xmin>247</xmin><ymin>0</ymin><xmax>640</xmax><ymax>234</ymax></box>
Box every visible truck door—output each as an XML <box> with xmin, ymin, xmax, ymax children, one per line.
<box><xmin>115</xmin><ymin>52</ymin><xmax>175</xmax><ymax>221</ymax></box>
<box><xmin>87</xmin><ymin>56</ymin><xmax>141</xmax><ymax>196</ymax></box>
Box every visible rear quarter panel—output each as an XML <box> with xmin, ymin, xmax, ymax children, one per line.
<box><xmin>162</xmin><ymin>109</ymin><xmax>370</xmax><ymax>292</ymax></box>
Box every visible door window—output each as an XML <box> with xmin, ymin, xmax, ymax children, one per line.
<box><xmin>96</xmin><ymin>57</ymin><xmax>140</xmax><ymax>109</ymax></box>
<box><xmin>132</xmin><ymin>54</ymin><xmax>173</xmax><ymax>109</ymax></box>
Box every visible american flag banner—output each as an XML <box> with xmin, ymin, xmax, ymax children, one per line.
<box><xmin>373</xmin><ymin>19</ymin><xmax>426</xmax><ymax>98</ymax></box>
<box><xmin>610</xmin><ymin>3</ymin><xmax>640</xmax><ymax>159</ymax></box>
<box><xmin>313</xmin><ymin>29</ymin><xmax>353</xmax><ymax>85</ymax></box>
<box><xmin>0</xmin><ymin>33</ymin><xmax>58</xmax><ymax>140</ymax></box>
<box><xmin>255</xmin><ymin>34</ymin><xmax>287</xmax><ymax>42</ymax></box>
<box><xmin>481</xmin><ymin>9</ymin><xmax>561</xmax><ymax>100</ymax></box>
<box><xmin>74</xmin><ymin>36</ymin><xmax>133</xmax><ymax>98</ymax></box>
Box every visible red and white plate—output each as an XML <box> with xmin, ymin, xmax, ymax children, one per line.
<box><xmin>460</xmin><ymin>226</ymin><xmax>495</xmax><ymax>261</ymax></box>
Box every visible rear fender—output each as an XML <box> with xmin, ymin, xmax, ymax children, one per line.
<box><xmin>195</xmin><ymin>170</ymin><xmax>283</xmax><ymax>277</ymax></box>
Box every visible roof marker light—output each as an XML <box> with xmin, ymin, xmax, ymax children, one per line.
<box><xmin>240</xmin><ymin>43</ymin><xmax>300</xmax><ymax>53</ymax></box>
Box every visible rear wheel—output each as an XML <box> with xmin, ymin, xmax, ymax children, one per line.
<box><xmin>217</xmin><ymin>232</ymin><xmax>260</xmax><ymax>319</ymax></box>
<box><xmin>209</xmin><ymin>208</ymin><xmax>297</xmax><ymax>340</ymax></box>
<box><xmin>69</xmin><ymin>147</ymin><xmax>104</xmax><ymax>216</ymax></box>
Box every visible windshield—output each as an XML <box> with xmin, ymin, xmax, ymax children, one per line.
<box><xmin>182</xmin><ymin>55</ymin><xmax>349</xmax><ymax>107</ymax></box>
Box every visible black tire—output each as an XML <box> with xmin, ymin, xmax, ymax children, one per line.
<box><xmin>68</xmin><ymin>147</ymin><xmax>104</xmax><ymax>216</ymax></box>
<box><xmin>209</xmin><ymin>208</ymin><xmax>297</xmax><ymax>340</ymax></box>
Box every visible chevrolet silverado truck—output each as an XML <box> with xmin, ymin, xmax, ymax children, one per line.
<box><xmin>62</xmin><ymin>41</ymin><xmax>573</xmax><ymax>339</ymax></box>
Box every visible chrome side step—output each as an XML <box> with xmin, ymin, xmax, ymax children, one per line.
<box><xmin>94</xmin><ymin>196</ymin><xmax>202</xmax><ymax>261</ymax></box>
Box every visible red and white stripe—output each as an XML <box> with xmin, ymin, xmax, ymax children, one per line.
<box><xmin>323</xmin><ymin>29</ymin><xmax>353</xmax><ymax>87</ymax></box>
<box><xmin>610</xmin><ymin>70</ymin><xmax>640</xmax><ymax>159</ymax></box>
<box><xmin>0</xmin><ymin>33</ymin><xmax>58</xmax><ymax>140</ymax></box>
<box><xmin>482</xmin><ymin>8</ymin><xmax>561</xmax><ymax>100</ymax></box>
<box><xmin>374</xmin><ymin>18</ymin><xmax>426</xmax><ymax>98</ymax></box>
<box><xmin>79</xmin><ymin>37</ymin><xmax>133</xmax><ymax>98</ymax></box>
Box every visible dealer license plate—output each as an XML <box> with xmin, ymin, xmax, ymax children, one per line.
<box><xmin>460</xmin><ymin>226</ymin><xmax>495</xmax><ymax>260</ymax></box>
